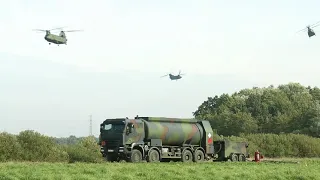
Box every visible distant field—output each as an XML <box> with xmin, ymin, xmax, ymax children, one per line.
<box><xmin>0</xmin><ymin>158</ymin><xmax>319</xmax><ymax>180</ymax></box>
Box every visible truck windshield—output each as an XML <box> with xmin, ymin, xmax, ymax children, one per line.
<box><xmin>102</xmin><ymin>123</ymin><xmax>125</xmax><ymax>132</ymax></box>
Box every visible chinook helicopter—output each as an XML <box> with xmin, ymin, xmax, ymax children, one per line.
<box><xmin>297</xmin><ymin>21</ymin><xmax>320</xmax><ymax>38</ymax></box>
<box><xmin>33</xmin><ymin>27</ymin><xmax>82</xmax><ymax>45</ymax></box>
<box><xmin>161</xmin><ymin>70</ymin><xmax>185</xmax><ymax>81</ymax></box>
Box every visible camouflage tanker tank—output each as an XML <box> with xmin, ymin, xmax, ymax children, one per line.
<box><xmin>143</xmin><ymin>117</ymin><xmax>204</xmax><ymax>146</ymax></box>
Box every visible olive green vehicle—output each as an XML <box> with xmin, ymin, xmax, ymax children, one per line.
<box><xmin>213</xmin><ymin>140</ymin><xmax>249</xmax><ymax>161</ymax></box>
<box><xmin>33</xmin><ymin>27</ymin><xmax>82</xmax><ymax>46</ymax></box>
<box><xmin>99</xmin><ymin>116</ymin><xmax>249</xmax><ymax>163</ymax></box>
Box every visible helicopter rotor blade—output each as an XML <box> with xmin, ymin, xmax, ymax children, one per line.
<box><xmin>311</xmin><ymin>23</ymin><xmax>320</xmax><ymax>29</ymax></box>
<box><xmin>160</xmin><ymin>74</ymin><xmax>169</xmax><ymax>78</ymax></box>
<box><xmin>32</xmin><ymin>29</ymin><xmax>47</xmax><ymax>32</ymax></box>
<box><xmin>310</xmin><ymin>21</ymin><xmax>320</xmax><ymax>28</ymax></box>
<box><xmin>50</xmin><ymin>27</ymin><xmax>67</xmax><ymax>31</ymax></box>
<box><xmin>296</xmin><ymin>21</ymin><xmax>320</xmax><ymax>33</ymax></box>
<box><xmin>296</xmin><ymin>27</ymin><xmax>308</xmax><ymax>33</ymax></box>
<box><xmin>63</xmin><ymin>30</ymin><xmax>83</xmax><ymax>32</ymax></box>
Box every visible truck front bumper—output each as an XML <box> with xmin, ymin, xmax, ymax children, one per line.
<box><xmin>100</xmin><ymin>146</ymin><xmax>126</xmax><ymax>154</ymax></box>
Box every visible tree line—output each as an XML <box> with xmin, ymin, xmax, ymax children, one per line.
<box><xmin>193</xmin><ymin>82</ymin><xmax>320</xmax><ymax>137</ymax></box>
<box><xmin>54</xmin><ymin>135</ymin><xmax>98</xmax><ymax>145</ymax></box>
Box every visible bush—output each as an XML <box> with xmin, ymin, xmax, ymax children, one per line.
<box><xmin>0</xmin><ymin>132</ymin><xmax>23</xmax><ymax>161</ymax></box>
<box><xmin>237</xmin><ymin>133</ymin><xmax>320</xmax><ymax>158</ymax></box>
<box><xmin>16</xmin><ymin>130</ymin><xmax>69</xmax><ymax>162</ymax></box>
<box><xmin>63</xmin><ymin>136</ymin><xmax>104</xmax><ymax>163</ymax></box>
<box><xmin>0</xmin><ymin>130</ymin><xmax>104</xmax><ymax>163</ymax></box>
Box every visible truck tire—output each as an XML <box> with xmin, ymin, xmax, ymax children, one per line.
<box><xmin>230</xmin><ymin>153</ymin><xmax>238</xmax><ymax>161</ymax></box>
<box><xmin>147</xmin><ymin>149</ymin><xmax>160</xmax><ymax>162</ymax></box>
<box><xmin>129</xmin><ymin>149</ymin><xmax>142</xmax><ymax>163</ymax></box>
<box><xmin>238</xmin><ymin>154</ymin><xmax>246</xmax><ymax>161</ymax></box>
<box><xmin>193</xmin><ymin>149</ymin><xmax>204</xmax><ymax>162</ymax></box>
<box><xmin>181</xmin><ymin>149</ymin><xmax>193</xmax><ymax>162</ymax></box>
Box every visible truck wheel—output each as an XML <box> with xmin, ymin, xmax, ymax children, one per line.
<box><xmin>193</xmin><ymin>150</ymin><xmax>204</xmax><ymax>162</ymax></box>
<box><xmin>238</xmin><ymin>154</ymin><xmax>246</xmax><ymax>161</ymax></box>
<box><xmin>181</xmin><ymin>149</ymin><xmax>193</xmax><ymax>162</ymax></box>
<box><xmin>147</xmin><ymin>149</ymin><xmax>160</xmax><ymax>162</ymax></box>
<box><xmin>230</xmin><ymin>153</ymin><xmax>238</xmax><ymax>161</ymax></box>
<box><xmin>129</xmin><ymin>149</ymin><xmax>142</xmax><ymax>163</ymax></box>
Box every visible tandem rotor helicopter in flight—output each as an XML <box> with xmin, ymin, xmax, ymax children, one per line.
<box><xmin>33</xmin><ymin>27</ymin><xmax>83</xmax><ymax>45</ymax></box>
<box><xmin>161</xmin><ymin>70</ymin><xmax>185</xmax><ymax>81</ymax></box>
<box><xmin>297</xmin><ymin>21</ymin><xmax>320</xmax><ymax>38</ymax></box>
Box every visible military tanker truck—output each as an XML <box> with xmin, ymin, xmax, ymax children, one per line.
<box><xmin>98</xmin><ymin>116</ymin><xmax>249</xmax><ymax>163</ymax></box>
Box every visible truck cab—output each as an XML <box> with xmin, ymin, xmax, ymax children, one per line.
<box><xmin>99</xmin><ymin>118</ymin><xmax>145</xmax><ymax>162</ymax></box>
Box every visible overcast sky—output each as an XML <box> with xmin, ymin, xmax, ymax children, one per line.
<box><xmin>1</xmin><ymin>0</ymin><xmax>320</xmax><ymax>137</ymax></box>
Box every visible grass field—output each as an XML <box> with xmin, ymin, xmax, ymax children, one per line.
<box><xmin>0</xmin><ymin>158</ymin><xmax>319</xmax><ymax>180</ymax></box>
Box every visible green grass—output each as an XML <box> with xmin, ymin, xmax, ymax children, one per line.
<box><xmin>0</xmin><ymin>159</ymin><xmax>319</xmax><ymax>180</ymax></box>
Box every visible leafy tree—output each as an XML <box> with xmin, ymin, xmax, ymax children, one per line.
<box><xmin>194</xmin><ymin>82</ymin><xmax>320</xmax><ymax>137</ymax></box>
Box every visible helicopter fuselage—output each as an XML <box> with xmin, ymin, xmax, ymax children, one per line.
<box><xmin>44</xmin><ymin>34</ymin><xmax>67</xmax><ymax>45</ymax></box>
<box><xmin>169</xmin><ymin>74</ymin><xmax>182</xmax><ymax>80</ymax></box>
<box><xmin>308</xmin><ymin>29</ymin><xmax>316</xmax><ymax>37</ymax></box>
